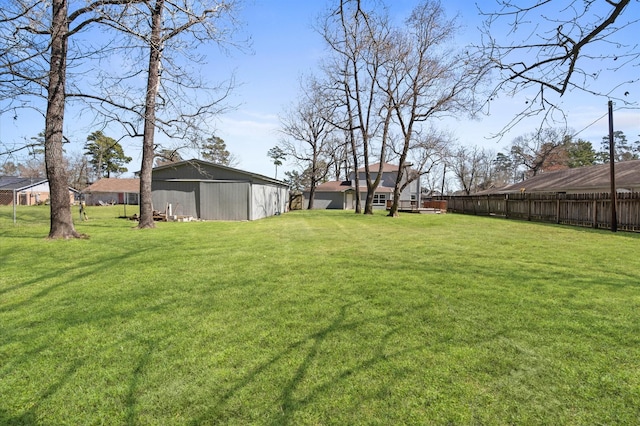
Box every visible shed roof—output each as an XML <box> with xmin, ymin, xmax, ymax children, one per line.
<box><xmin>152</xmin><ymin>159</ymin><xmax>289</xmax><ymax>187</ymax></box>
<box><xmin>487</xmin><ymin>160</ymin><xmax>640</xmax><ymax>194</ymax></box>
<box><xmin>0</xmin><ymin>176</ymin><xmax>48</xmax><ymax>191</ymax></box>
<box><xmin>83</xmin><ymin>178</ymin><xmax>140</xmax><ymax>193</ymax></box>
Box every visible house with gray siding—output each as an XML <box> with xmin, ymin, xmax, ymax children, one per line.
<box><xmin>151</xmin><ymin>159</ymin><xmax>289</xmax><ymax>221</ymax></box>
<box><xmin>304</xmin><ymin>162</ymin><xmax>420</xmax><ymax>210</ymax></box>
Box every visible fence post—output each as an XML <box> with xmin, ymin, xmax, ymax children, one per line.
<box><xmin>556</xmin><ymin>196</ymin><xmax>560</xmax><ymax>224</ymax></box>
<box><xmin>505</xmin><ymin>194</ymin><xmax>509</xmax><ymax>219</ymax></box>
<box><xmin>608</xmin><ymin>100</ymin><xmax>618</xmax><ymax>232</ymax></box>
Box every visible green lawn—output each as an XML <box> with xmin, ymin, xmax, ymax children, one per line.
<box><xmin>1</xmin><ymin>205</ymin><xmax>639</xmax><ymax>425</ymax></box>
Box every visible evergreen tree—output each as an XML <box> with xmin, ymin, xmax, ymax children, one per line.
<box><xmin>267</xmin><ymin>146</ymin><xmax>286</xmax><ymax>179</ymax></box>
<box><xmin>201</xmin><ymin>136</ymin><xmax>236</xmax><ymax>166</ymax></box>
<box><xmin>566</xmin><ymin>139</ymin><xmax>597</xmax><ymax>167</ymax></box>
<box><xmin>84</xmin><ymin>131</ymin><xmax>131</xmax><ymax>179</ymax></box>
<box><xmin>599</xmin><ymin>131</ymin><xmax>639</xmax><ymax>163</ymax></box>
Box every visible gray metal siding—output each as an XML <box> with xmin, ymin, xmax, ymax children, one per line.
<box><xmin>152</xmin><ymin>161</ymin><xmax>289</xmax><ymax>220</ymax></box>
<box><xmin>305</xmin><ymin>192</ymin><xmax>345</xmax><ymax>209</ymax></box>
<box><xmin>199</xmin><ymin>181</ymin><xmax>249</xmax><ymax>221</ymax></box>
<box><xmin>151</xmin><ymin>181</ymin><xmax>199</xmax><ymax>217</ymax></box>
<box><xmin>251</xmin><ymin>184</ymin><xmax>282</xmax><ymax>219</ymax></box>
<box><xmin>252</xmin><ymin>185</ymin><xmax>268</xmax><ymax>219</ymax></box>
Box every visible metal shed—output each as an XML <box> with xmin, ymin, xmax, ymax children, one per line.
<box><xmin>151</xmin><ymin>159</ymin><xmax>289</xmax><ymax>221</ymax></box>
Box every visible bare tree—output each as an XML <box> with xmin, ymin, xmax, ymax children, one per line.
<box><xmin>0</xmin><ymin>161</ymin><xmax>19</xmax><ymax>176</ymax></box>
<box><xmin>0</xmin><ymin>0</ymin><xmax>137</xmax><ymax>238</ymax></box>
<box><xmin>397</xmin><ymin>128</ymin><xmax>449</xmax><ymax>194</ymax></box>
<box><xmin>478</xmin><ymin>0</ymin><xmax>639</xmax><ymax>134</ymax></box>
<box><xmin>85</xmin><ymin>0</ymin><xmax>244</xmax><ymax>228</ymax></box>
<box><xmin>279</xmin><ymin>76</ymin><xmax>337</xmax><ymax>209</ymax></box>
<box><xmin>449</xmin><ymin>145</ymin><xmax>493</xmax><ymax>195</ymax></box>
<box><xmin>509</xmin><ymin>128</ymin><xmax>570</xmax><ymax>178</ymax></box>
<box><xmin>66</xmin><ymin>151</ymin><xmax>91</xmax><ymax>190</ymax></box>
<box><xmin>320</xmin><ymin>0</ymin><xmax>487</xmax><ymax>215</ymax></box>
<box><xmin>384</xmin><ymin>0</ymin><xmax>486</xmax><ymax>217</ymax></box>
<box><xmin>320</xmin><ymin>0</ymin><xmax>396</xmax><ymax>214</ymax></box>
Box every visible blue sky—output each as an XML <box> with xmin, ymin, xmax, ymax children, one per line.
<box><xmin>1</xmin><ymin>0</ymin><xmax>638</xmax><ymax>179</ymax></box>
<box><xmin>195</xmin><ymin>0</ymin><xmax>640</xmax><ymax>178</ymax></box>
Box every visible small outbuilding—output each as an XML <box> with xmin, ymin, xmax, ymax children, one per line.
<box><xmin>151</xmin><ymin>159</ymin><xmax>289</xmax><ymax>221</ymax></box>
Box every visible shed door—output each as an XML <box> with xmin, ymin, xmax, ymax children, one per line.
<box><xmin>199</xmin><ymin>182</ymin><xmax>249</xmax><ymax>221</ymax></box>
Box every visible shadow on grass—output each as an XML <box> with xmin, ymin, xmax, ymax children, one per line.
<box><xmin>125</xmin><ymin>338</ymin><xmax>156</xmax><ymax>426</ymax></box>
<box><xmin>187</xmin><ymin>303</ymin><xmax>422</xmax><ymax>425</ymax></box>
<box><xmin>0</xmin><ymin>245</ymin><xmax>152</xmax><ymax>306</ymax></box>
<box><xmin>0</xmin><ymin>358</ymin><xmax>83</xmax><ymax>425</ymax></box>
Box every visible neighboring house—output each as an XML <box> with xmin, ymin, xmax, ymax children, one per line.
<box><xmin>151</xmin><ymin>159</ymin><xmax>289</xmax><ymax>221</ymax></box>
<box><xmin>481</xmin><ymin>159</ymin><xmax>640</xmax><ymax>194</ymax></box>
<box><xmin>303</xmin><ymin>162</ymin><xmax>420</xmax><ymax>210</ymax></box>
<box><xmin>82</xmin><ymin>178</ymin><xmax>140</xmax><ymax>205</ymax></box>
<box><xmin>0</xmin><ymin>176</ymin><xmax>78</xmax><ymax>206</ymax></box>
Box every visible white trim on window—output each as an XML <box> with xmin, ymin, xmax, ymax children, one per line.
<box><xmin>373</xmin><ymin>193</ymin><xmax>386</xmax><ymax>205</ymax></box>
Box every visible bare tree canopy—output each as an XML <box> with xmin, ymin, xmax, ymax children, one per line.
<box><xmin>89</xmin><ymin>0</ymin><xmax>245</xmax><ymax>229</ymax></box>
<box><xmin>278</xmin><ymin>75</ymin><xmax>337</xmax><ymax>209</ymax></box>
<box><xmin>317</xmin><ymin>0</ymin><xmax>486</xmax><ymax>214</ymax></box>
<box><xmin>1</xmin><ymin>0</ymin><xmax>245</xmax><ymax>235</ymax></box>
<box><xmin>0</xmin><ymin>0</ymin><xmax>135</xmax><ymax>238</ymax></box>
<box><xmin>385</xmin><ymin>0</ymin><xmax>485</xmax><ymax>216</ymax></box>
<box><xmin>478</xmin><ymin>0</ymin><xmax>639</xmax><ymax>133</ymax></box>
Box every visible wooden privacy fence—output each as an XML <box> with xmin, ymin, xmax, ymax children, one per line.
<box><xmin>442</xmin><ymin>193</ymin><xmax>640</xmax><ymax>232</ymax></box>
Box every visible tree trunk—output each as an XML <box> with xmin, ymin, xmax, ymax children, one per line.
<box><xmin>307</xmin><ymin>178</ymin><xmax>316</xmax><ymax>210</ymax></box>
<box><xmin>307</xmin><ymin>160</ymin><xmax>318</xmax><ymax>210</ymax></box>
<box><xmin>46</xmin><ymin>0</ymin><xmax>83</xmax><ymax>239</ymax></box>
<box><xmin>388</xmin><ymin>170</ymin><xmax>404</xmax><ymax>218</ymax></box>
<box><xmin>138</xmin><ymin>0</ymin><xmax>164</xmax><ymax>229</ymax></box>
<box><xmin>388</xmin><ymin>155</ymin><xmax>408</xmax><ymax>218</ymax></box>
<box><xmin>364</xmin><ymin>187</ymin><xmax>374</xmax><ymax>214</ymax></box>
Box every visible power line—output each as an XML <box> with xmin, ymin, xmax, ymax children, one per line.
<box><xmin>571</xmin><ymin>111</ymin><xmax>608</xmax><ymax>139</ymax></box>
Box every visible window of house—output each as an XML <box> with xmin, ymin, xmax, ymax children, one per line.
<box><xmin>373</xmin><ymin>194</ymin><xmax>386</xmax><ymax>205</ymax></box>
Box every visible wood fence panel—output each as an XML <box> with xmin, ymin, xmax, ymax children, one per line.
<box><xmin>441</xmin><ymin>192</ymin><xmax>640</xmax><ymax>232</ymax></box>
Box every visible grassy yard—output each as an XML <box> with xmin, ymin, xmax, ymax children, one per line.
<box><xmin>1</xmin><ymin>205</ymin><xmax>639</xmax><ymax>425</ymax></box>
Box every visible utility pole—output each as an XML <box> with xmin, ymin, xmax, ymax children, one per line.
<box><xmin>608</xmin><ymin>100</ymin><xmax>617</xmax><ymax>232</ymax></box>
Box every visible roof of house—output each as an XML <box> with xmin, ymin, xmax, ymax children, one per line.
<box><xmin>486</xmin><ymin>160</ymin><xmax>640</xmax><ymax>194</ymax></box>
<box><xmin>314</xmin><ymin>181</ymin><xmax>355</xmax><ymax>192</ymax></box>
<box><xmin>309</xmin><ymin>180</ymin><xmax>396</xmax><ymax>193</ymax></box>
<box><xmin>83</xmin><ymin>178</ymin><xmax>140</xmax><ymax>193</ymax></box>
<box><xmin>0</xmin><ymin>176</ymin><xmax>48</xmax><ymax>191</ymax></box>
<box><xmin>357</xmin><ymin>162</ymin><xmax>399</xmax><ymax>173</ymax></box>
